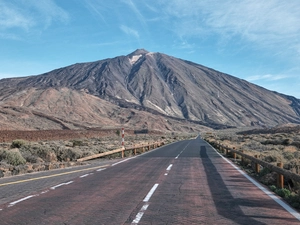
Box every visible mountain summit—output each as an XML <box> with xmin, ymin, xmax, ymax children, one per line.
<box><xmin>0</xmin><ymin>49</ymin><xmax>299</xmax><ymax>131</ymax></box>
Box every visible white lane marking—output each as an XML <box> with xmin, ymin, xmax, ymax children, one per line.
<box><xmin>132</xmin><ymin>183</ymin><xmax>159</xmax><ymax>224</ymax></box>
<box><xmin>143</xmin><ymin>183</ymin><xmax>159</xmax><ymax>202</ymax></box>
<box><xmin>131</xmin><ymin>204</ymin><xmax>149</xmax><ymax>224</ymax></box>
<box><xmin>166</xmin><ymin>164</ymin><xmax>173</xmax><ymax>171</ymax></box>
<box><xmin>164</xmin><ymin>173</ymin><xmax>168</xmax><ymax>176</ymax></box>
<box><xmin>111</xmin><ymin>156</ymin><xmax>137</xmax><ymax>166</ymax></box>
<box><xmin>175</xmin><ymin>142</ymin><xmax>191</xmax><ymax>159</ymax></box>
<box><xmin>80</xmin><ymin>174</ymin><xmax>90</xmax><ymax>178</ymax></box>
<box><xmin>50</xmin><ymin>181</ymin><xmax>73</xmax><ymax>190</ymax></box>
<box><xmin>97</xmin><ymin>168</ymin><xmax>106</xmax><ymax>172</ymax></box>
<box><xmin>41</xmin><ymin>190</ymin><xmax>49</xmax><ymax>194</ymax></box>
<box><xmin>209</xmin><ymin>143</ymin><xmax>300</xmax><ymax>221</ymax></box>
<box><xmin>8</xmin><ymin>195</ymin><xmax>36</xmax><ymax>207</ymax></box>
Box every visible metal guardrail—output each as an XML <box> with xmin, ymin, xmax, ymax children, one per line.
<box><xmin>77</xmin><ymin>141</ymin><xmax>164</xmax><ymax>162</ymax></box>
<box><xmin>210</xmin><ymin>141</ymin><xmax>300</xmax><ymax>188</ymax></box>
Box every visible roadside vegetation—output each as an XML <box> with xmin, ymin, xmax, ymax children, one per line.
<box><xmin>204</xmin><ymin>125</ymin><xmax>300</xmax><ymax>209</ymax></box>
<box><xmin>0</xmin><ymin>132</ymin><xmax>195</xmax><ymax>177</ymax></box>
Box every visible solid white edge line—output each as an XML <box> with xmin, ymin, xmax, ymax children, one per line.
<box><xmin>143</xmin><ymin>183</ymin><xmax>159</xmax><ymax>202</ymax></box>
<box><xmin>166</xmin><ymin>164</ymin><xmax>173</xmax><ymax>171</ymax></box>
<box><xmin>208</xmin><ymin>142</ymin><xmax>300</xmax><ymax>221</ymax></box>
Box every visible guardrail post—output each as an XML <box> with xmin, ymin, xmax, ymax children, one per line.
<box><xmin>134</xmin><ymin>148</ymin><xmax>137</xmax><ymax>155</ymax></box>
<box><xmin>241</xmin><ymin>150</ymin><xmax>244</xmax><ymax>165</ymax></box>
<box><xmin>233</xmin><ymin>147</ymin><xmax>236</xmax><ymax>159</ymax></box>
<box><xmin>277</xmin><ymin>162</ymin><xmax>284</xmax><ymax>189</ymax></box>
<box><xmin>121</xmin><ymin>150</ymin><xmax>124</xmax><ymax>158</ymax></box>
<box><xmin>255</xmin><ymin>155</ymin><xmax>260</xmax><ymax>173</ymax></box>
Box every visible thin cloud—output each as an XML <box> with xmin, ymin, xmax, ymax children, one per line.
<box><xmin>247</xmin><ymin>74</ymin><xmax>290</xmax><ymax>82</ymax></box>
<box><xmin>156</xmin><ymin>0</ymin><xmax>300</xmax><ymax>56</ymax></box>
<box><xmin>120</xmin><ymin>25</ymin><xmax>139</xmax><ymax>39</ymax></box>
<box><xmin>0</xmin><ymin>0</ymin><xmax>69</xmax><ymax>37</ymax></box>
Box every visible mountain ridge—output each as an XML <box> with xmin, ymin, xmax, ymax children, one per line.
<box><xmin>0</xmin><ymin>49</ymin><xmax>299</xmax><ymax>131</ymax></box>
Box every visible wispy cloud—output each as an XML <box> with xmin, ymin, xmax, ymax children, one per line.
<box><xmin>156</xmin><ymin>0</ymin><xmax>300</xmax><ymax>55</ymax></box>
<box><xmin>246</xmin><ymin>74</ymin><xmax>291</xmax><ymax>82</ymax></box>
<box><xmin>0</xmin><ymin>0</ymin><xmax>69</xmax><ymax>38</ymax></box>
<box><xmin>120</xmin><ymin>25</ymin><xmax>139</xmax><ymax>39</ymax></box>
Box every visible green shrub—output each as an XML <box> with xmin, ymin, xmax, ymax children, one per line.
<box><xmin>71</xmin><ymin>140</ymin><xmax>84</xmax><ymax>147</ymax></box>
<box><xmin>11</xmin><ymin>139</ymin><xmax>27</xmax><ymax>148</ymax></box>
<box><xmin>2</xmin><ymin>150</ymin><xmax>26</xmax><ymax>166</ymax></box>
<box><xmin>270</xmin><ymin>185</ymin><xmax>277</xmax><ymax>192</ymax></box>
<box><xmin>275</xmin><ymin>188</ymin><xmax>291</xmax><ymax>198</ymax></box>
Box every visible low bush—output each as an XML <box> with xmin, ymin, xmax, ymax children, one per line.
<box><xmin>2</xmin><ymin>150</ymin><xmax>26</xmax><ymax>166</ymax></box>
<box><xmin>11</xmin><ymin>139</ymin><xmax>27</xmax><ymax>148</ymax></box>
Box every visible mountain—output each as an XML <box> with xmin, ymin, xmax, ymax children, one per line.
<box><xmin>0</xmin><ymin>49</ymin><xmax>300</xmax><ymax>131</ymax></box>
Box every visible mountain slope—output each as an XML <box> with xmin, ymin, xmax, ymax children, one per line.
<box><xmin>0</xmin><ymin>49</ymin><xmax>299</xmax><ymax>131</ymax></box>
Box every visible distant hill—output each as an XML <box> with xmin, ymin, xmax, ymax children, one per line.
<box><xmin>0</xmin><ymin>49</ymin><xmax>299</xmax><ymax>131</ymax></box>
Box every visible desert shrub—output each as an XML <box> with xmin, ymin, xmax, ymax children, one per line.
<box><xmin>263</xmin><ymin>150</ymin><xmax>284</xmax><ymax>163</ymax></box>
<box><xmin>275</xmin><ymin>188</ymin><xmax>291</xmax><ymax>198</ymax></box>
<box><xmin>282</xmin><ymin>138</ymin><xmax>293</xmax><ymax>146</ymax></box>
<box><xmin>259</xmin><ymin>167</ymin><xmax>271</xmax><ymax>177</ymax></box>
<box><xmin>71</xmin><ymin>140</ymin><xmax>84</xmax><ymax>147</ymax></box>
<box><xmin>11</xmin><ymin>139</ymin><xmax>27</xmax><ymax>148</ymax></box>
<box><xmin>36</xmin><ymin>147</ymin><xmax>57</xmax><ymax>162</ymax></box>
<box><xmin>283</xmin><ymin>151</ymin><xmax>295</xmax><ymax>161</ymax></box>
<box><xmin>54</xmin><ymin>146</ymin><xmax>82</xmax><ymax>161</ymax></box>
<box><xmin>270</xmin><ymin>185</ymin><xmax>277</xmax><ymax>192</ymax></box>
<box><xmin>2</xmin><ymin>150</ymin><xmax>26</xmax><ymax>166</ymax></box>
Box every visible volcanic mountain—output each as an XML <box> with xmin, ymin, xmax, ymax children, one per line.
<box><xmin>0</xmin><ymin>49</ymin><xmax>299</xmax><ymax>131</ymax></box>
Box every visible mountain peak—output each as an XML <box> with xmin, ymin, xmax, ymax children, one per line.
<box><xmin>127</xmin><ymin>49</ymin><xmax>149</xmax><ymax>57</ymax></box>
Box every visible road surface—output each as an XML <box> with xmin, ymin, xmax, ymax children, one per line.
<box><xmin>0</xmin><ymin>137</ymin><xmax>299</xmax><ymax>224</ymax></box>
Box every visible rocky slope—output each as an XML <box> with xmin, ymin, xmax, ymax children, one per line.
<box><xmin>0</xmin><ymin>49</ymin><xmax>299</xmax><ymax>131</ymax></box>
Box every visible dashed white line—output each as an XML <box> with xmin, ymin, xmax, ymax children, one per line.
<box><xmin>50</xmin><ymin>181</ymin><xmax>73</xmax><ymax>190</ymax></box>
<box><xmin>143</xmin><ymin>183</ymin><xmax>159</xmax><ymax>202</ymax></box>
<box><xmin>9</xmin><ymin>195</ymin><xmax>36</xmax><ymax>207</ymax></box>
<box><xmin>132</xmin><ymin>204</ymin><xmax>149</xmax><ymax>224</ymax></box>
<box><xmin>97</xmin><ymin>168</ymin><xmax>106</xmax><ymax>172</ymax></box>
<box><xmin>132</xmin><ymin>184</ymin><xmax>159</xmax><ymax>224</ymax></box>
<box><xmin>80</xmin><ymin>174</ymin><xmax>90</xmax><ymax>178</ymax></box>
<box><xmin>166</xmin><ymin>164</ymin><xmax>173</xmax><ymax>171</ymax></box>
<box><xmin>175</xmin><ymin>142</ymin><xmax>191</xmax><ymax>159</ymax></box>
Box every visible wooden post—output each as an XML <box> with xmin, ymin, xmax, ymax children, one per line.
<box><xmin>255</xmin><ymin>155</ymin><xmax>260</xmax><ymax>173</ymax></box>
<box><xmin>121</xmin><ymin>150</ymin><xmax>124</xmax><ymax>158</ymax></box>
<box><xmin>134</xmin><ymin>148</ymin><xmax>137</xmax><ymax>155</ymax></box>
<box><xmin>241</xmin><ymin>150</ymin><xmax>244</xmax><ymax>165</ymax></box>
<box><xmin>233</xmin><ymin>152</ymin><xmax>236</xmax><ymax>160</ymax></box>
<box><xmin>277</xmin><ymin>162</ymin><xmax>284</xmax><ymax>189</ymax></box>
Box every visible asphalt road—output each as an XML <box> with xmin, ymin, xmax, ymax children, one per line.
<box><xmin>0</xmin><ymin>137</ymin><xmax>300</xmax><ymax>224</ymax></box>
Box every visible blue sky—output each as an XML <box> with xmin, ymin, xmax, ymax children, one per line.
<box><xmin>1</xmin><ymin>0</ymin><xmax>300</xmax><ymax>98</ymax></box>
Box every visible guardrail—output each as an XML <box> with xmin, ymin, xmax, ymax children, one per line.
<box><xmin>77</xmin><ymin>141</ymin><xmax>164</xmax><ymax>162</ymax></box>
<box><xmin>210</xmin><ymin>141</ymin><xmax>300</xmax><ymax>189</ymax></box>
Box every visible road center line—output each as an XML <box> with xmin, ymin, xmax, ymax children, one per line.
<box><xmin>50</xmin><ymin>181</ymin><xmax>73</xmax><ymax>190</ymax></box>
<box><xmin>131</xmin><ymin>204</ymin><xmax>149</xmax><ymax>224</ymax></box>
<box><xmin>166</xmin><ymin>164</ymin><xmax>173</xmax><ymax>171</ymax></box>
<box><xmin>143</xmin><ymin>183</ymin><xmax>159</xmax><ymax>202</ymax></box>
<box><xmin>132</xmin><ymin>184</ymin><xmax>159</xmax><ymax>224</ymax></box>
<box><xmin>9</xmin><ymin>195</ymin><xmax>36</xmax><ymax>207</ymax></box>
<box><xmin>175</xmin><ymin>141</ymin><xmax>191</xmax><ymax>159</ymax></box>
